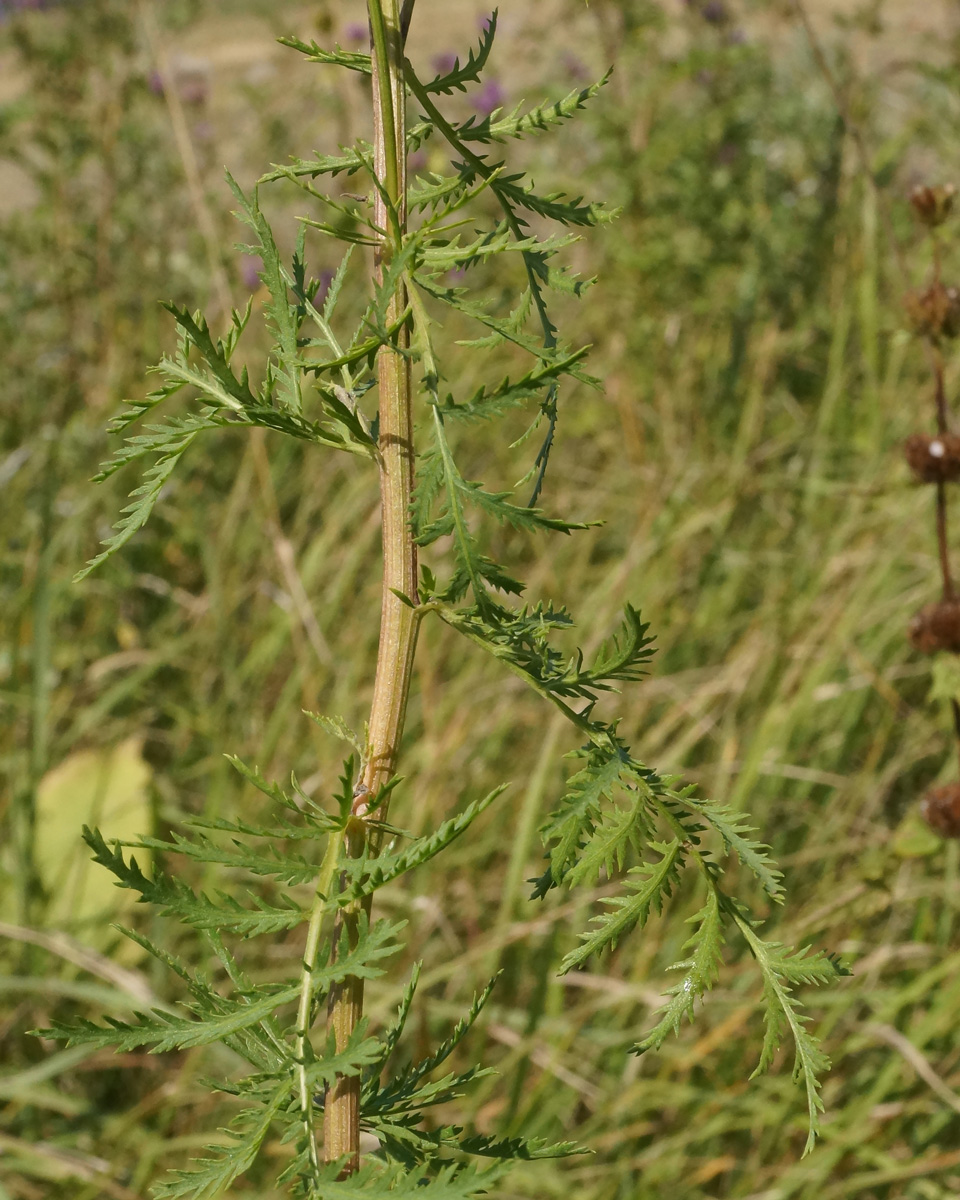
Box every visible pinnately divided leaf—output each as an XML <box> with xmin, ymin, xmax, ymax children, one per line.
<box><xmin>341</xmin><ymin>785</ymin><xmax>508</xmax><ymax>901</ymax></box>
<box><xmin>734</xmin><ymin>913</ymin><xmax>842</xmax><ymax>1154</ymax></box>
<box><xmin>559</xmin><ymin>840</ymin><xmax>684</xmax><ymax>973</ymax></box>
<box><xmin>151</xmin><ymin>1078</ymin><xmax>289</xmax><ymax>1200</ymax></box>
<box><xmin>421</xmin><ymin>10</ymin><xmax>498</xmax><ymax>95</ymax></box>
<box><xmin>364</xmin><ymin>975</ymin><xmax>500</xmax><ymax>1118</ymax></box>
<box><xmin>635</xmin><ymin>887</ymin><xmax>725</xmax><ymax>1053</ymax></box>
<box><xmin>674</xmin><ymin>793</ymin><xmax>785</xmax><ymax>903</ymax></box>
<box><xmin>82</xmin><ymin>826</ymin><xmax>307</xmax><ymax>936</ymax></box>
<box><xmin>308</xmin><ymin>1160</ymin><xmax>507</xmax><ymax>1200</ymax></box>
<box><xmin>74</xmin><ymin>421</ymin><xmax>208</xmax><ymax>581</ymax></box>
<box><xmin>227</xmin><ymin>172</ymin><xmax>303</xmax><ymax>413</ymax></box>
<box><xmin>44</xmin><ymin>916</ymin><xmax>405</xmax><ymax>1054</ymax></box>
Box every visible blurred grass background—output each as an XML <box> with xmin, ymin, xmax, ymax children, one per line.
<box><xmin>4</xmin><ymin>0</ymin><xmax>960</xmax><ymax>1196</ymax></box>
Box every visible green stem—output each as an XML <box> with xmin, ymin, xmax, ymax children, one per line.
<box><xmin>296</xmin><ymin>825</ymin><xmax>345</xmax><ymax>1174</ymax></box>
<box><xmin>368</xmin><ymin>4</ymin><xmax>401</xmax><ymax>233</ymax></box>
<box><xmin>323</xmin><ymin>0</ymin><xmax>416</xmax><ymax>1173</ymax></box>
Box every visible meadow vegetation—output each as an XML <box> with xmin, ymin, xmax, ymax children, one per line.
<box><xmin>3</xmin><ymin>1</ymin><xmax>960</xmax><ymax>1197</ymax></box>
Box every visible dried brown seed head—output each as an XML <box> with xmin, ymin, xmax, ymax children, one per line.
<box><xmin>910</xmin><ymin>184</ymin><xmax>957</xmax><ymax>228</ymax></box>
<box><xmin>921</xmin><ymin>782</ymin><xmax>960</xmax><ymax>838</ymax></box>
<box><xmin>904</xmin><ymin>432</ymin><xmax>960</xmax><ymax>482</ymax></box>
<box><xmin>904</xmin><ymin>282</ymin><xmax>960</xmax><ymax>341</ymax></box>
<box><xmin>908</xmin><ymin>600</ymin><xmax>960</xmax><ymax>654</ymax></box>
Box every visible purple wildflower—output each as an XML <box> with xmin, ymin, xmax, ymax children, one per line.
<box><xmin>313</xmin><ymin>268</ymin><xmax>336</xmax><ymax>309</ymax></box>
<box><xmin>561</xmin><ymin>53</ymin><xmax>589</xmax><ymax>82</ymax></box>
<box><xmin>475</xmin><ymin>79</ymin><xmax>505</xmax><ymax>117</ymax></box>
<box><xmin>432</xmin><ymin>51</ymin><xmax>458</xmax><ymax>75</ymax></box>
<box><xmin>343</xmin><ymin>21</ymin><xmax>367</xmax><ymax>43</ymax></box>
<box><xmin>701</xmin><ymin>0</ymin><xmax>729</xmax><ymax>23</ymax></box>
<box><xmin>685</xmin><ymin>0</ymin><xmax>730</xmax><ymax>21</ymax></box>
<box><xmin>240</xmin><ymin>255</ymin><xmax>263</xmax><ymax>291</ymax></box>
<box><xmin>477</xmin><ymin>12</ymin><xmax>494</xmax><ymax>33</ymax></box>
<box><xmin>179</xmin><ymin>75</ymin><xmax>208</xmax><ymax>106</ymax></box>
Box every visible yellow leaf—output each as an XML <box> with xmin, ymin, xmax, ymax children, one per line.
<box><xmin>31</xmin><ymin>737</ymin><xmax>152</xmax><ymax>937</ymax></box>
<box><xmin>891</xmin><ymin>809</ymin><xmax>942</xmax><ymax>859</ymax></box>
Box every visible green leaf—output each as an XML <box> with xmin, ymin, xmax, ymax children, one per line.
<box><xmin>81</xmin><ymin>827</ymin><xmax>308</xmax><ymax>937</ymax></box>
<box><xmin>543</xmin><ymin>749</ymin><xmax>631</xmax><ymax>884</ymax></box>
<box><xmin>673</xmin><ymin>792</ymin><xmax>785</xmax><ymax>903</ymax></box>
<box><xmin>559</xmin><ymin>840</ymin><xmax>684</xmax><ymax>973</ymax></box>
<box><xmin>46</xmin><ymin>917</ymin><xmax>404</xmax><ymax>1054</ymax></box>
<box><xmin>75</xmin><ymin>424</ymin><xmax>204</xmax><ymax>581</ymax></box>
<box><xmin>366</xmin><ymin>964</ymin><xmax>423</xmax><ymax>1081</ymax></box>
<box><xmin>260</xmin><ymin>146</ymin><xmax>369</xmax><ymax>186</ymax></box>
<box><xmin>227</xmin><ymin>173</ymin><xmax>303</xmax><ymax>413</ymax></box>
<box><xmin>420</xmin><ymin>12</ymin><xmax>498</xmax><ymax>95</ymax></box>
<box><xmin>341</xmin><ymin>786</ymin><xmax>508</xmax><ymax>901</ymax></box>
<box><xmin>365</xmin><ymin>975</ymin><xmax>500</xmax><ymax>1117</ymax></box>
<box><xmin>305</xmin><ymin>712</ymin><xmax>366</xmax><ymax>757</ymax></box>
<box><xmin>135</xmin><ymin>829</ymin><xmax>318</xmax><ymax>887</ymax></box>
<box><xmin>733</xmin><ymin>914</ymin><xmax>842</xmax><ymax>1154</ymax></box>
<box><xmin>461</xmin><ymin>72</ymin><xmax>612</xmax><ymax>143</ymax></box>
<box><xmin>45</xmin><ymin>984</ymin><xmax>302</xmax><ymax>1054</ymax></box>
<box><xmin>161</xmin><ymin>303</ymin><xmax>260</xmax><ymax>409</ymax></box>
<box><xmin>277</xmin><ymin>36</ymin><xmax>372</xmax><ymax>76</ymax></box>
<box><xmin>304</xmin><ymin>1023</ymin><xmax>383</xmax><ymax>1088</ymax></box>
<box><xmin>309</xmin><ymin>1160</ymin><xmax>506</xmax><ymax>1199</ymax></box>
<box><xmin>635</xmin><ymin>888</ymin><xmax>725</xmax><ymax>1052</ymax></box>
<box><xmin>562</xmin><ymin>793</ymin><xmax>650</xmax><ymax>888</ymax></box>
<box><xmin>152</xmin><ymin>1078</ymin><xmax>289</xmax><ymax>1200</ymax></box>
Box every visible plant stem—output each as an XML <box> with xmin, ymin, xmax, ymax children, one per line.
<box><xmin>931</xmin><ymin>349</ymin><xmax>955</xmax><ymax>603</ymax></box>
<box><xmin>937</xmin><ymin>481</ymin><xmax>953</xmax><ymax>602</ymax></box>
<box><xmin>297</xmin><ymin>826</ymin><xmax>345</xmax><ymax>1173</ymax></box>
<box><xmin>323</xmin><ymin>0</ymin><xmax>416</xmax><ymax>1173</ymax></box>
<box><xmin>930</xmin><ymin>342</ymin><xmax>960</xmax><ymax>758</ymax></box>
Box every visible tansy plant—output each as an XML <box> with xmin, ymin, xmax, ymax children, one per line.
<box><xmin>50</xmin><ymin>5</ymin><xmax>845</xmax><ymax>1195</ymax></box>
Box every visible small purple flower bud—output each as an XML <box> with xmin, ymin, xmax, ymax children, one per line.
<box><xmin>343</xmin><ymin>21</ymin><xmax>367</xmax><ymax>43</ymax></box>
<box><xmin>432</xmin><ymin>51</ymin><xmax>458</xmax><ymax>75</ymax></box>
<box><xmin>179</xmin><ymin>75</ymin><xmax>208</xmax><ymax>106</ymax></box>
<box><xmin>561</xmin><ymin>53</ymin><xmax>589</xmax><ymax>82</ymax></box>
<box><xmin>239</xmin><ymin>255</ymin><xmax>263</xmax><ymax>291</ymax></box>
<box><xmin>475</xmin><ymin>79</ymin><xmax>504</xmax><ymax>116</ymax></box>
<box><xmin>313</xmin><ymin>268</ymin><xmax>336</xmax><ymax>308</ymax></box>
<box><xmin>701</xmin><ymin>0</ymin><xmax>729</xmax><ymax>23</ymax></box>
